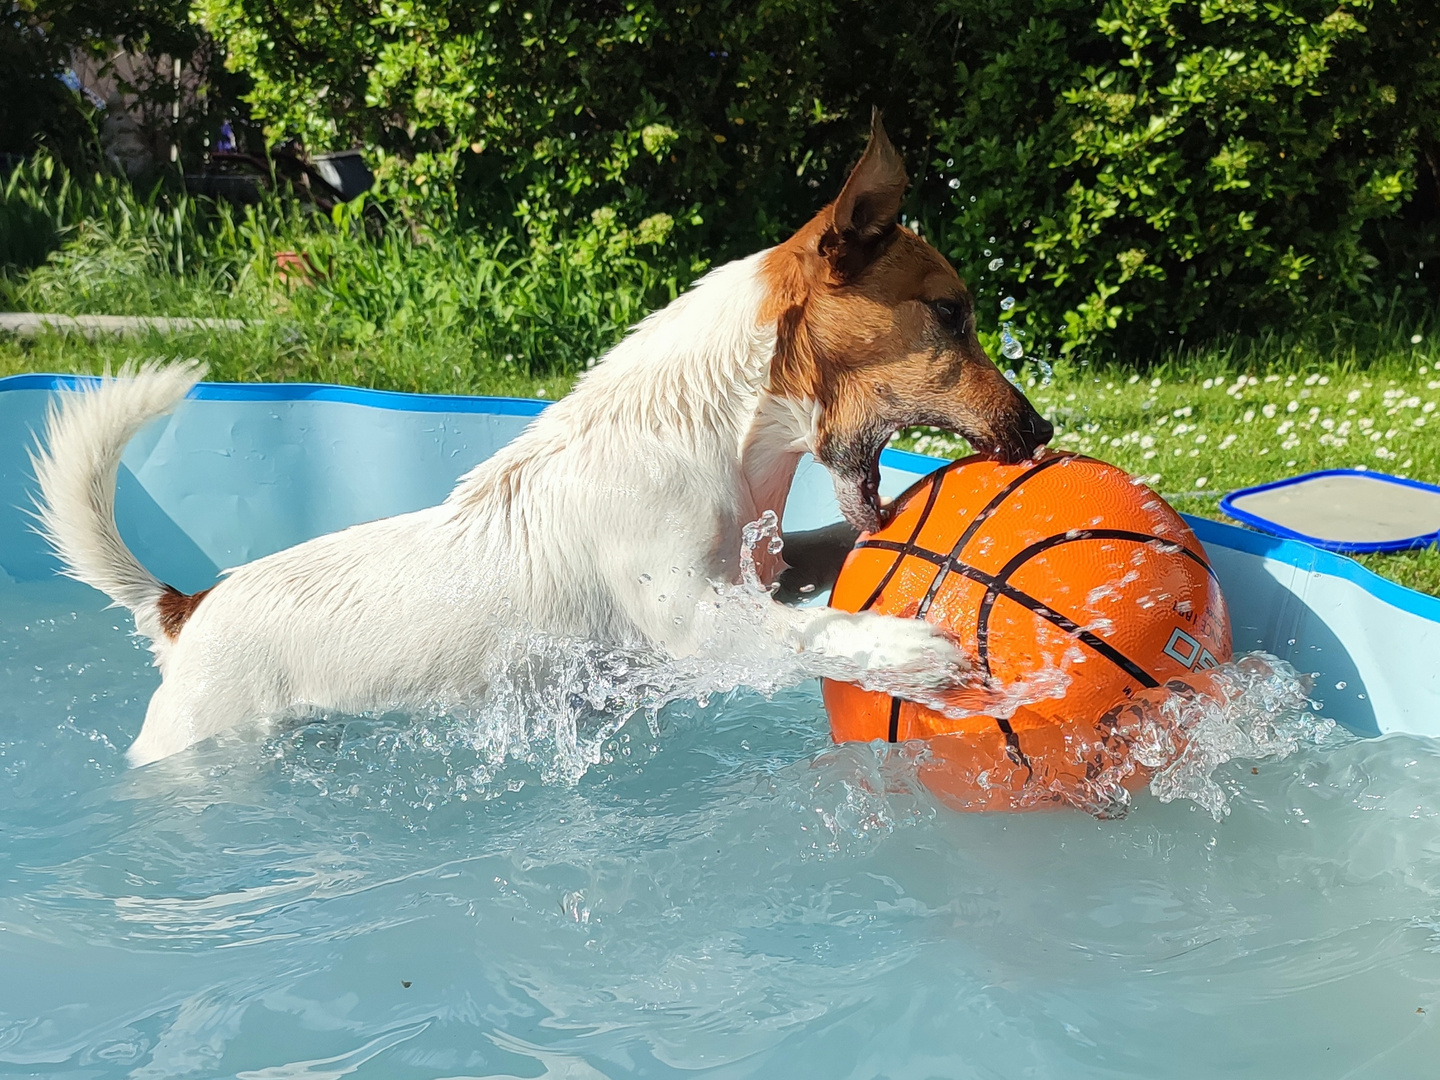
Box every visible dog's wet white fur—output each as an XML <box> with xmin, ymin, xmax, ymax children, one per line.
<box><xmin>32</xmin><ymin>119</ymin><xmax>1050</xmax><ymax>766</ymax></box>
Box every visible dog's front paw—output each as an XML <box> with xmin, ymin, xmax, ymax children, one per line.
<box><xmin>803</xmin><ymin>611</ymin><xmax>970</xmax><ymax>686</ymax></box>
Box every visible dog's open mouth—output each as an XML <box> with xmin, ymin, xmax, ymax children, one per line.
<box><xmin>859</xmin><ymin>452</ymin><xmax>887</xmax><ymax>527</ymax></box>
<box><xmin>832</xmin><ymin>435</ymin><xmax>895</xmax><ymax>537</ymax></box>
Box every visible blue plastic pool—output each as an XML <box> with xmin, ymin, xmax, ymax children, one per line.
<box><xmin>2</xmin><ymin>376</ymin><xmax>1439</xmax><ymax>1078</ymax></box>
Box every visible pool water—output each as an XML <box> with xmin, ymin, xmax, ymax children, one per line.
<box><xmin>3</xmin><ymin>576</ymin><xmax>1440</xmax><ymax>1079</ymax></box>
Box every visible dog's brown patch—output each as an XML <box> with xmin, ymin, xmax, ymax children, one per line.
<box><xmin>757</xmin><ymin>113</ymin><xmax>1051</xmax><ymax>478</ymax></box>
<box><xmin>156</xmin><ymin>585</ymin><xmax>212</xmax><ymax>639</ymax></box>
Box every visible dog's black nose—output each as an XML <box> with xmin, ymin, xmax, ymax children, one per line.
<box><xmin>1026</xmin><ymin>412</ymin><xmax>1055</xmax><ymax>448</ymax></box>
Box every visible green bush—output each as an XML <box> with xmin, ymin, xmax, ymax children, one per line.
<box><xmin>932</xmin><ymin>0</ymin><xmax>1440</xmax><ymax>356</ymax></box>
<box><xmin>193</xmin><ymin>0</ymin><xmax>1440</xmax><ymax>359</ymax></box>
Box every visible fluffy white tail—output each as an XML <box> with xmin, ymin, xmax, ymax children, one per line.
<box><xmin>30</xmin><ymin>361</ymin><xmax>206</xmax><ymax>643</ymax></box>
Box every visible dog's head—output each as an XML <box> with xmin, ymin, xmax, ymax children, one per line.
<box><xmin>761</xmin><ymin>112</ymin><xmax>1053</xmax><ymax>534</ymax></box>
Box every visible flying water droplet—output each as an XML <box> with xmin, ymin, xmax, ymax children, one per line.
<box><xmin>988</xmin><ymin>258</ymin><xmax>1005</xmax><ymax>271</ymax></box>
<box><xmin>947</xmin><ymin>178</ymin><xmax>960</xmax><ymax>189</ymax></box>
<box><xmin>1001</xmin><ymin>325</ymin><xmax>1023</xmax><ymax>360</ymax></box>
<box><xmin>946</xmin><ymin>157</ymin><xmax>955</xmax><ymax>167</ymax></box>
<box><xmin>1000</xmin><ymin>296</ymin><xmax>1016</xmax><ymax>310</ymax></box>
<box><xmin>989</xmin><ymin>236</ymin><xmax>997</xmax><ymax>243</ymax></box>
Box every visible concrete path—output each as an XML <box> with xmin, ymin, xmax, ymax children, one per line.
<box><xmin>0</xmin><ymin>313</ymin><xmax>251</xmax><ymax>338</ymax></box>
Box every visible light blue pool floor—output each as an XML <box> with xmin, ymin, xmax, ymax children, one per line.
<box><xmin>3</xmin><ymin>576</ymin><xmax>1440</xmax><ymax>1079</ymax></box>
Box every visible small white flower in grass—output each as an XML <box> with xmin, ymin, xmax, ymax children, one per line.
<box><xmin>1188</xmin><ymin>448</ymin><xmax>1200</xmax><ymax>457</ymax></box>
<box><xmin>1243</xmin><ymin>409</ymin><xmax>1255</xmax><ymax>422</ymax></box>
<box><xmin>1265</xmin><ymin>374</ymin><xmax>1281</xmax><ymax>383</ymax></box>
<box><xmin>1143</xmin><ymin>450</ymin><xmax>1157</xmax><ymax>459</ymax></box>
<box><xmin>1305</xmin><ymin>373</ymin><xmax>1320</xmax><ymax>386</ymax></box>
<box><xmin>1402</xmin><ymin>459</ymin><xmax>1413</xmax><ymax>468</ymax></box>
<box><xmin>1347</xmin><ymin>389</ymin><xmax>1363</xmax><ymax>403</ymax></box>
<box><xmin>1219</xmin><ymin>433</ymin><xmax>1238</xmax><ymax>449</ymax></box>
<box><xmin>1413</xmin><ymin>334</ymin><xmax>1424</xmax><ymax>344</ymax></box>
<box><xmin>1140</xmin><ymin>434</ymin><xmax>1155</xmax><ymax>449</ymax></box>
<box><xmin>1195</xmin><ymin>476</ymin><xmax>1207</xmax><ymax>488</ymax></box>
<box><xmin>1150</xmin><ymin>377</ymin><xmax>1162</xmax><ymax>388</ymax></box>
<box><xmin>1286</xmin><ymin>400</ymin><xmax>1300</xmax><ymax>413</ymax></box>
<box><xmin>1202</xmin><ymin>378</ymin><xmax>1214</xmax><ymax>389</ymax></box>
<box><xmin>1262</xmin><ymin>403</ymin><xmax>1278</xmax><ymax>418</ymax></box>
<box><xmin>1195</xmin><ymin>432</ymin><xmax>1207</xmax><ymax>443</ymax></box>
<box><xmin>1319</xmin><ymin>376</ymin><xmax>1330</xmax><ymax>385</ymax></box>
<box><xmin>1425</xmin><ymin>402</ymin><xmax>1436</xmax><ymax>413</ymax></box>
<box><xmin>1129</xmin><ymin>373</ymin><xmax>1141</xmax><ymax>384</ymax></box>
<box><xmin>1285</xmin><ymin>460</ymin><xmax>1297</xmax><ymax>467</ymax></box>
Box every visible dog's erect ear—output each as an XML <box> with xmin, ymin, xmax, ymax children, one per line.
<box><xmin>819</xmin><ymin>109</ymin><xmax>908</xmax><ymax>279</ymax></box>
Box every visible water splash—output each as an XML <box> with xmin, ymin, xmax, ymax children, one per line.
<box><xmin>266</xmin><ymin>523</ymin><xmax>1325</xmax><ymax>824</ymax></box>
<box><xmin>1136</xmin><ymin>654</ymin><xmax>1331</xmax><ymax>818</ymax></box>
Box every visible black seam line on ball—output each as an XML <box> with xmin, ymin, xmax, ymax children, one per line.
<box><xmin>857</xmin><ymin>472</ymin><xmax>947</xmax><ymax>613</ymax></box>
<box><xmin>993</xmin><ymin>716</ymin><xmax>1034</xmax><ymax>781</ymax></box>
<box><xmin>888</xmin><ymin>696</ymin><xmax>902</xmax><ymax>743</ymax></box>
<box><xmin>973</xmin><ymin>528</ymin><xmax>1197</xmax><ymax>683</ymax></box>
<box><xmin>855</xmin><ymin>539</ymin><xmax>1160</xmax><ymax>692</ymax></box>
<box><xmin>912</xmin><ymin>455</ymin><xmax>1069</xmax><ymax>620</ymax></box>
<box><xmin>859</xmin><ymin>536</ymin><xmax>1163</xmax><ymax>690</ymax></box>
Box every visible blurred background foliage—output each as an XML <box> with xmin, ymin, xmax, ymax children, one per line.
<box><xmin>3</xmin><ymin>0</ymin><xmax>1439</xmax><ymax>366</ymax></box>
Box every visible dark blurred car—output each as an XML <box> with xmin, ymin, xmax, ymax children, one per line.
<box><xmin>185</xmin><ymin>146</ymin><xmax>372</xmax><ymax>213</ymax></box>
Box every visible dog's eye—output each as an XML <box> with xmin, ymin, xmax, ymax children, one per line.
<box><xmin>930</xmin><ymin>299</ymin><xmax>968</xmax><ymax>335</ymax></box>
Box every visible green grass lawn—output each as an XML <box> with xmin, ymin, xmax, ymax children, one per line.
<box><xmin>5</xmin><ymin>319</ymin><xmax>1439</xmax><ymax>594</ymax></box>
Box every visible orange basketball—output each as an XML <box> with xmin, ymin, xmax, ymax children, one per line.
<box><xmin>823</xmin><ymin>452</ymin><xmax>1231</xmax><ymax>814</ymax></box>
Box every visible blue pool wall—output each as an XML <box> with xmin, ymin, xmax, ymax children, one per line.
<box><xmin>3</xmin><ymin>374</ymin><xmax>1439</xmax><ymax>740</ymax></box>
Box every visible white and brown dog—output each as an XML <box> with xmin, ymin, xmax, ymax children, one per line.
<box><xmin>33</xmin><ymin>116</ymin><xmax>1052</xmax><ymax>766</ymax></box>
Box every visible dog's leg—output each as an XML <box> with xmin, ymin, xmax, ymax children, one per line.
<box><xmin>773</xmin><ymin>520</ymin><xmax>859</xmax><ymax>603</ymax></box>
<box><xmin>760</xmin><ymin>601</ymin><xmax>969</xmax><ymax>683</ymax></box>
<box><xmin>634</xmin><ymin>578</ymin><xmax>968</xmax><ymax>691</ymax></box>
